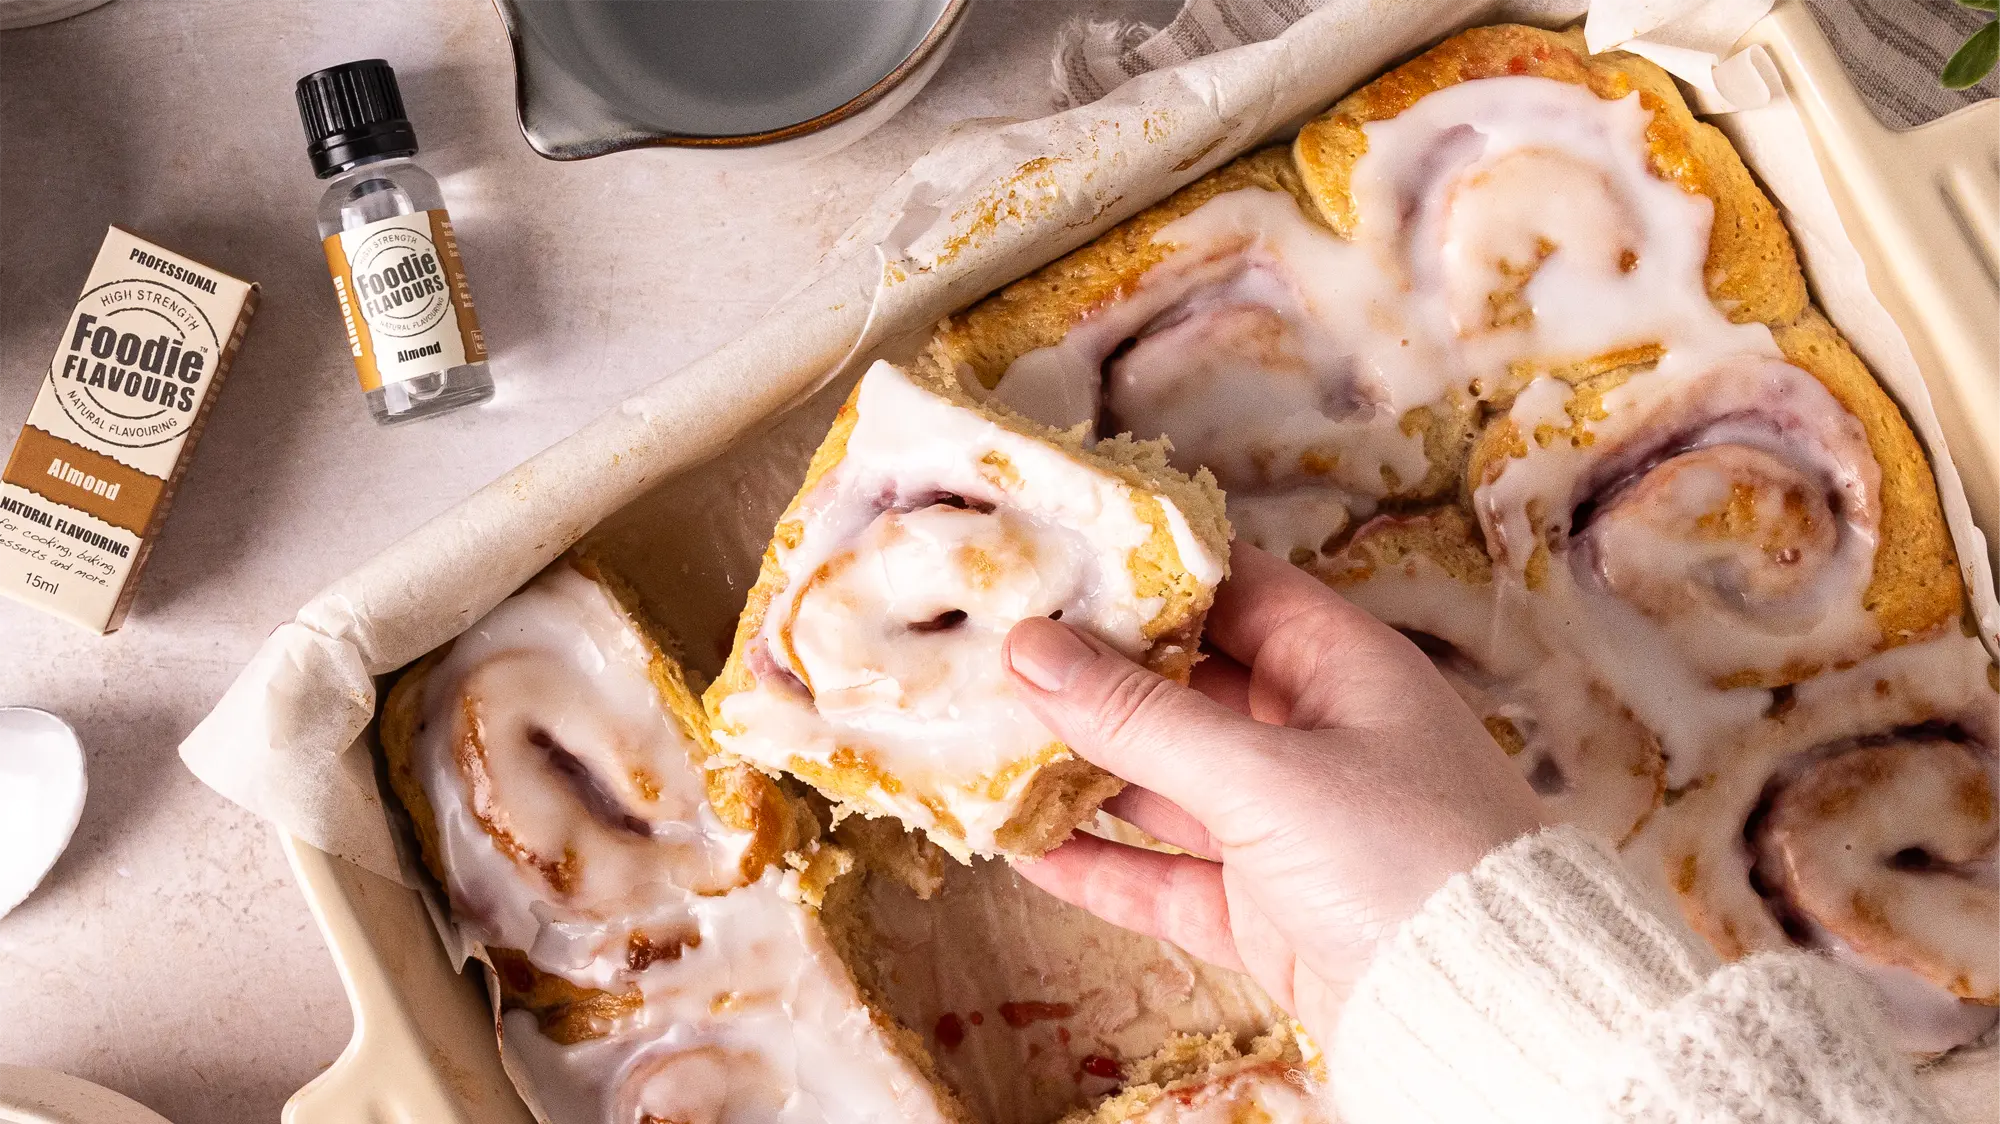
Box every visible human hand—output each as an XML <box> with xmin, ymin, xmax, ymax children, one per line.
<box><xmin>1003</xmin><ymin>542</ymin><xmax>1547</xmax><ymax>1040</ymax></box>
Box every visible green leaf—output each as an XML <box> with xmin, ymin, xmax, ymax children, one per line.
<box><xmin>1943</xmin><ymin>21</ymin><xmax>1999</xmax><ymax>89</ymax></box>
<box><xmin>1957</xmin><ymin>0</ymin><xmax>1998</xmax><ymax>13</ymax></box>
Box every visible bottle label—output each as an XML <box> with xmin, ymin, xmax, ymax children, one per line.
<box><xmin>321</xmin><ymin>209</ymin><xmax>485</xmax><ymax>391</ymax></box>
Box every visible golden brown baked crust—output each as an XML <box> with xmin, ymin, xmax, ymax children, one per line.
<box><xmin>923</xmin><ymin>147</ymin><xmax>1314</xmax><ymax>393</ymax></box>
<box><xmin>704</xmin><ymin>363</ymin><xmax>1229</xmax><ymax>859</ymax></box>
<box><xmin>380</xmin><ymin>647</ymin><xmax>449</xmax><ymax>891</ymax></box>
<box><xmin>1324</xmin><ymin>504</ymin><xmax>1493</xmax><ymax>589</ymax></box>
<box><xmin>1770</xmin><ymin>309</ymin><xmax>1963</xmax><ymax>652</ymax></box>
<box><xmin>1057</xmin><ymin>1024</ymin><xmax>1323</xmax><ymax>1123</ymax></box>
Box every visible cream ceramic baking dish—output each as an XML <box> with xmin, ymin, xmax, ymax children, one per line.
<box><xmin>275</xmin><ymin>6</ymin><xmax>1999</xmax><ymax>1121</ymax></box>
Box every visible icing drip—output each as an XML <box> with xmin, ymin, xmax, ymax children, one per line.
<box><xmin>506</xmin><ymin>871</ymin><xmax>955</xmax><ymax>1124</ymax></box>
<box><xmin>717</xmin><ymin>361</ymin><xmax>1223</xmax><ymax>858</ymax></box>
<box><xmin>415</xmin><ymin>565</ymin><xmax>751</xmax><ymax>987</ymax></box>
<box><xmin>1476</xmin><ymin>360</ymin><xmax>1883</xmax><ymax>776</ymax></box>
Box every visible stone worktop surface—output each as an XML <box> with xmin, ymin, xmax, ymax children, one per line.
<box><xmin>0</xmin><ymin>2</ymin><xmax>1173</xmax><ymax>1118</ymax></box>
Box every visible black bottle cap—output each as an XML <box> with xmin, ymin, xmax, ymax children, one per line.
<box><xmin>296</xmin><ymin>59</ymin><xmax>419</xmax><ymax>179</ymax></box>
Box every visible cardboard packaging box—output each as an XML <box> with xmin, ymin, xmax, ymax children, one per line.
<box><xmin>0</xmin><ymin>227</ymin><xmax>258</xmax><ymax>633</ymax></box>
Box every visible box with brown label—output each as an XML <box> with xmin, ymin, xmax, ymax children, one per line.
<box><xmin>0</xmin><ymin>227</ymin><xmax>258</xmax><ymax>633</ymax></box>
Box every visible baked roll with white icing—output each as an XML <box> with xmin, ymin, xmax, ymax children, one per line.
<box><xmin>927</xmin><ymin>148</ymin><xmax>1474</xmax><ymax>572</ymax></box>
<box><xmin>1628</xmin><ymin>634</ymin><xmax>1998</xmax><ymax>1054</ymax></box>
<box><xmin>706</xmin><ymin>360</ymin><xmax>1230</xmax><ymax>861</ymax></box>
<box><xmin>381</xmin><ymin>556</ymin><xmax>967</xmax><ymax>1124</ymax></box>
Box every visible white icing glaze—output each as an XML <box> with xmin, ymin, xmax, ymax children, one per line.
<box><xmin>1333</xmin><ymin>524</ymin><xmax>1663</xmax><ymax>842</ymax></box>
<box><xmin>717</xmin><ymin>361</ymin><xmax>1223</xmax><ymax>858</ymax></box>
<box><xmin>1476</xmin><ymin>360</ymin><xmax>1885</xmax><ymax>780</ymax></box>
<box><xmin>990</xmin><ymin>188</ymin><xmax>1439</xmax><ymax>561</ymax></box>
<box><xmin>1758</xmin><ymin>737</ymin><xmax>1997</xmax><ymax>1000</ymax></box>
<box><xmin>505</xmin><ymin>870</ymin><xmax>954</xmax><ymax>1124</ymax></box>
<box><xmin>414</xmin><ymin>563</ymin><xmax>751</xmax><ymax>987</ymax></box>
<box><xmin>1359</xmin><ymin>78</ymin><xmax>1774</xmax><ymax>387</ymax></box>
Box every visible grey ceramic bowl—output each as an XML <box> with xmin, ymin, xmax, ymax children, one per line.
<box><xmin>493</xmin><ymin>0</ymin><xmax>968</xmax><ymax>162</ymax></box>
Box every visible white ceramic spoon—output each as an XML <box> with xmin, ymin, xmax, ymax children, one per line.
<box><xmin>0</xmin><ymin>707</ymin><xmax>86</xmax><ymax>921</ymax></box>
<box><xmin>0</xmin><ymin>1064</ymin><xmax>174</xmax><ymax>1124</ymax></box>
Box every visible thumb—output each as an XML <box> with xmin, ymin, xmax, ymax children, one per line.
<box><xmin>1004</xmin><ymin>617</ymin><xmax>1280</xmax><ymax>827</ymax></box>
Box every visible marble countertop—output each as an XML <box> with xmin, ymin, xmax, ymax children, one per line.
<box><xmin>0</xmin><ymin>2</ymin><xmax>1173</xmax><ymax>1119</ymax></box>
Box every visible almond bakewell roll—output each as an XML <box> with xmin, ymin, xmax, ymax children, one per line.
<box><xmin>1625</xmin><ymin>634</ymin><xmax>1999</xmax><ymax>1055</ymax></box>
<box><xmin>705</xmin><ymin>360</ymin><xmax>1230</xmax><ymax>862</ymax></box>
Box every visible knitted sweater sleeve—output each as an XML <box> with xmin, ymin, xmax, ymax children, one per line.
<box><xmin>1328</xmin><ymin>826</ymin><xmax>1944</xmax><ymax>1124</ymax></box>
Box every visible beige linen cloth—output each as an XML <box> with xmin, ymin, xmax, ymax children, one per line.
<box><xmin>1053</xmin><ymin>0</ymin><xmax>1999</xmax><ymax>124</ymax></box>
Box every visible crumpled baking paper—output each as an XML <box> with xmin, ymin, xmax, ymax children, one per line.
<box><xmin>1587</xmin><ymin>0</ymin><xmax>1777</xmax><ymax>108</ymax></box>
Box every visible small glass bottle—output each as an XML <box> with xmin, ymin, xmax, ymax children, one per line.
<box><xmin>297</xmin><ymin>59</ymin><xmax>492</xmax><ymax>426</ymax></box>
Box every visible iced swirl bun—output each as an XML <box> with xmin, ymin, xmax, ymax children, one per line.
<box><xmin>1629</xmin><ymin>635</ymin><xmax>2000</xmax><ymax>1053</ymax></box>
<box><xmin>1292</xmin><ymin>23</ymin><xmax>1806</xmax><ymax>333</ymax></box>
<box><xmin>1470</xmin><ymin>316</ymin><xmax>1962</xmax><ymax>701</ymax></box>
<box><xmin>707</xmin><ymin>361</ymin><xmax>1229</xmax><ymax>861</ymax></box>
<box><xmin>954</xmin><ymin>175</ymin><xmax>1473</xmax><ymax>569</ymax></box>
<box><xmin>382</xmin><ymin>557</ymin><xmax>965</xmax><ymax>1123</ymax></box>
<box><xmin>382</xmin><ymin>557</ymin><xmax>792</xmax><ymax>997</ymax></box>
<box><xmin>926</xmin><ymin>142</ymin><xmax>1482</xmax><ymax>575</ymax></box>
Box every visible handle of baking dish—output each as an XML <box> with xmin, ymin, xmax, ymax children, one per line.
<box><xmin>1755</xmin><ymin>3</ymin><xmax>2000</xmax><ymax>577</ymax></box>
<box><xmin>280</xmin><ymin>834</ymin><xmax>536</xmax><ymax>1124</ymax></box>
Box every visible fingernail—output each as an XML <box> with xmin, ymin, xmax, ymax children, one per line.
<box><xmin>1009</xmin><ymin>619</ymin><xmax>1094</xmax><ymax>693</ymax></box>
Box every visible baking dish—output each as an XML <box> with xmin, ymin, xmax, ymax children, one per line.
<box><xmin>271</xmin><ymin>5</ymin><xmax>1998</xmax><ymax>1121</ymax></box>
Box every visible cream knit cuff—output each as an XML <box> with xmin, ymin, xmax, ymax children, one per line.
<box><xmin>1329</xmin><ymin>826</ymin><xmax>1714</xmax><ymax>1124</ymax></box>
<box><xmin>1609</xmin><ymin>952</ymin><xmax>1941</xmax><ymax>1123</ymax></box>
<box><xmin>1328</xmin><ymin>826</ymin><xmax>1942</xmax><ymax>1124</ymax></box>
